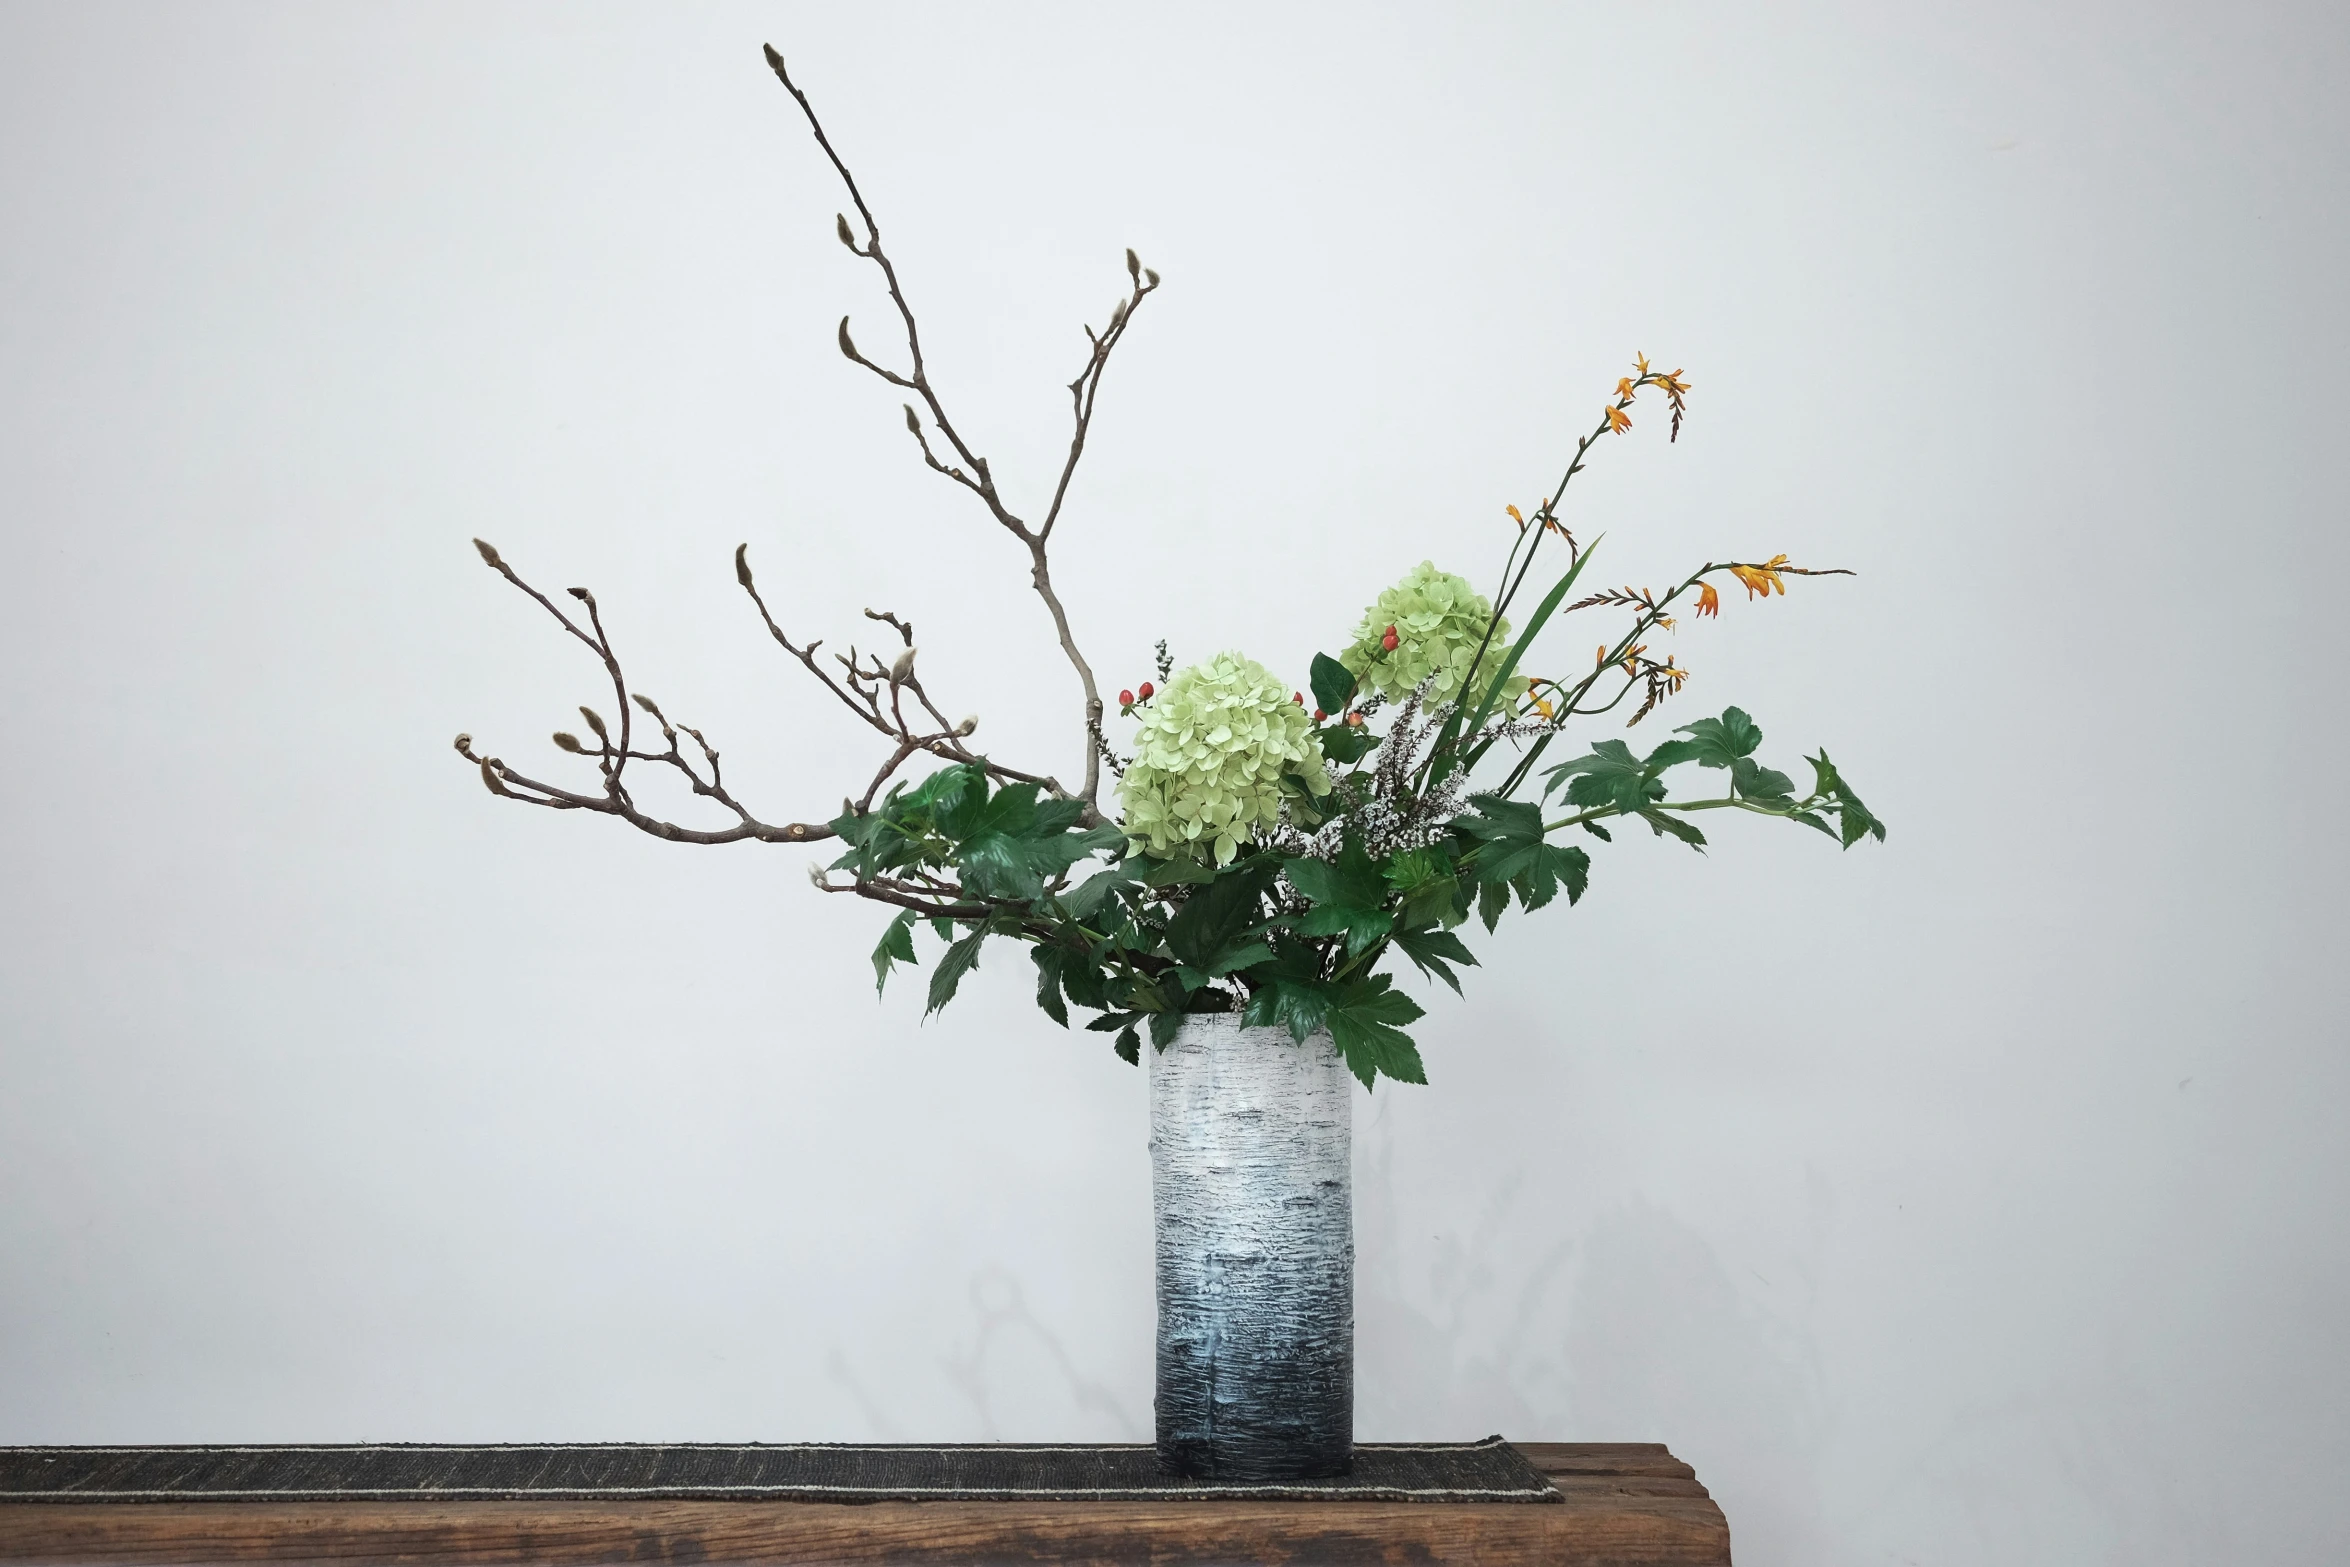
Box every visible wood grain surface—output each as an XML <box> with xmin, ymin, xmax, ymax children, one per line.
<box><xmin>0</xmin><ymin>1442</ymin><xmax>1730</xmax><ymax>1565</ymax></box>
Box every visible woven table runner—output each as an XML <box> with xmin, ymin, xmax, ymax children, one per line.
<box><xmin>0</xmin><ymin>1437</ymin><xmax>1560</xmax><ymax>1504</ymax></box>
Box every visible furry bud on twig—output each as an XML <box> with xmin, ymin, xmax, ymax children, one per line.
<box><xmin>553</xmin><ymin>731</ymin><xmax>584</xmax><ymax>753</ymax></box>
<box><xmin>955</xmin><ymin>716</ymin><xmax>978</xmax><ymax>737</ymax></box>
<box><xmin>889</xmin><ymin>646</ymin><xmax>917</xmax><ymax>685</ymax></box>
<box><xmin>472</xmin><ymin>538</ymin><xmax>503</xmax><ymax>569</ymax></box>
<box><xmin>807</xmin><ymin>863</ymin><xmax>830</xmax><ymax>889</ymax></box>
<box><xmin>578</xmin><ymin>706</ymin><xmax>608</xmax><ymax>740</ymax></box>
<box><xmin>479</xmin><ymin>759</ymin><xmax>506</xmax><ymax>795</ymax></box>
<box><xmin>1144</xmin><ymin>268</ymin><xmax>1159</xmax><ymax>288</ymax></box>
<box><xmin>836</xmin><ymin>212</ymin><xmax>856</xmax><ymax>249</ymax></box>
<box><xmin>1108</xmin><ymin>299</ymin><xmax>1128</xmax><ymax>329</ymax></box>
<box><xmin>631</xmin><ymin>693</ymin><xmax>658</xmax><ymax>713</ymax></box>
<box><xmin>903</xmin><ymin>404</ymin><xmax>921</xmax><ymax>434</ymax></box>
<box><xmin>837</xmin><ymin>316</ymin><xmax>858</xmax><ymax>360</ymax></box>
<box><xmin>1125</xmin><ymin>248</ymin><xmax>1140</xmax><ymax>282</ymax></box>
<box><xmin>567</xmin><ymin>586</ymin><xmax>596</xmax><ymax>609</ymax></box>
<box><xmin>453</xmin><ymin>733</ymin><xmax>471</xmax><ymax>751</ymax></box>
<box><xmin>734</xmin><ymin>543</ymin><xmax>754</xmax><ymax>588</ymax></box>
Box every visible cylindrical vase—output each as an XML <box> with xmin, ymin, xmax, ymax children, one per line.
<box><xmin>1148</xmin><ymin>1012</ymin><xmax>1353</xmax><ymax>1479</ymax></box>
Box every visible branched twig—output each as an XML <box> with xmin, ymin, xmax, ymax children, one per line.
<box><xmin>764</xmin><ymin>43</ymin><xmax>1157</xmax><ymax>808</ymax></box>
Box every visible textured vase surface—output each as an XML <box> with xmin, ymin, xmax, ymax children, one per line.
<box><xmin>1148</xmin><ymin>1012</ymin><xmax>1354</xmax><ymax>1479</ymax></box>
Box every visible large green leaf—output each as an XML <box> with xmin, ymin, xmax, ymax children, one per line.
<box><xmin>1393</xmin><ymin>926</ymin><xmax>1478</xmax><ymax>995</ymax></box>
<box><xmin>1325</xmin><ymin>974</ymin><xmax>1428</xmax><ymax>1089</ymax></box>
<box><xmin>1031</xmin><ymin>944</ymin><xmax>1071</xmax><ymax>1027</ymax></box>
<box><xmin>1545</xmin><ymin>739</ymin><xmax>1667</xmax><ymax>815</ymax></box>
<box><xmin>1309</xmin><ymin>652</ymin><xmax>1358</xmax><ymax>715</ymax></box>
<box><xmin>924</xmin><ymin>926</ymin><xmax>988</xmax><ymax>1016</ymax></box>
<box><xmin>1164</xmin><ymin>859</ymin><xmax>1277</xmax><ymax>970</ymax></box>
<box><xmin>1674</xmin><ymin>708</ymin><xmax>1763</xmax><ymax>768</ymax></box>
<box><xmin>1810</xmin><ymin>750</ymin><xmax>1888</xmax><ymax>847</ymax></box>
<box><xmin>871</xmin><ymin>910</ymin><xmax>918</xmax><ymax>997</ymax></box>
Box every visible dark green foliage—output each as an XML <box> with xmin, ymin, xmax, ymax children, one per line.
<box><xmin>1309</xmin><ymin>652</ymin><xmax>1358</xmax><ymax>715</ymax></box>
<box><xmin>837</xmin><ymin>698</ymin><xmax>1881</xmax><ymax>1092</ymax></box>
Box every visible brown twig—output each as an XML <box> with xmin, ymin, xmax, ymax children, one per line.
<box><xmin>763</xmin><ymin>43</ymin><xmax>1155</xmax><ymax>808</ymax></box>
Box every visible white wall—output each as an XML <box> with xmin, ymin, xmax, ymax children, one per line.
<box><xmin>2</xmin><ymin>4</ymin><xmax>2343</xmax><ymax>1562</ymax></box>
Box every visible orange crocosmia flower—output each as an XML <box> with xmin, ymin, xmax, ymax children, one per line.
<box><xmin>1660</xmin><ymin>658</ymin><xmax>1689</xmax><ymax>692</ymax></box>
<box><xmin>1506</xmin><ymin>504</ymin><xmax>1524</xmax><ymax>527</ymax></box>
<box><xmin>1621</xmin><ymin>643</ymin><xmax>1648</xmax><ymax>677</ymax></box>
<box><xmin>1534</xmin><ymin>697</ymin><xmax>1556</xmax><ymax>721</ymax></box>
<box><xmin>1695</xmin><ymin>582</ymin><xmax>1721</xmax><ymax>618</ymax></box>
<box><xmin>1615</xmin><ymin>376</ymin><xmax>1637</xmax><ymax>399</ymax></box>
<box><xmin>1604</xmin><ymin>405</ymin><xmax>1633</xmax><ymax>434</ymax></box>
<box><xmin>1596</xmin><ymin>645</ymin><xmax>1610</xmax><ymax>668</ymax></box>
<box><xmin>1634</xmin><ymin>352</ymin><xmax>1651</xmax><ymax>375</ymax></box>
<box><xmin>1729</xmin><ymin>554</ymin><xmax>1790</xmax><ymax>599</ymax></box>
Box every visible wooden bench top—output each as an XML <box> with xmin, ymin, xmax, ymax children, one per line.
<box><xmin>0</xmin><ymin>1442</ymin><xmax>1730</xmax><ymax>1564</ymax></box>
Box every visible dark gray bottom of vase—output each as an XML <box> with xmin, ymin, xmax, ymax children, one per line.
<box><xmin>1154</xmin><ymin>1343</ymin><xmax>1353</xmax><ymax>1480</ymax></box>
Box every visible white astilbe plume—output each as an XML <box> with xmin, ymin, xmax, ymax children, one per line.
<box><xmin>1266</xmin><ymin>678</ymin><xmax>1471</xmax><ymax>865</ymax></box>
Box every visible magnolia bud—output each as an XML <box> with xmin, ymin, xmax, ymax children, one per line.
<box><xmin>889</xmin><ymin>646</ymin><xmax>917</xmax><ymax>684</ymax></box>
<box><xmin>836</xmin><ymin>212</ymin><xmax>856</xmax><ymax>248</ymax></box>
<box><xmin>472</xmin><ymin>538</ymin><xmax>503</xmax><ymax>569</ymax></box>
<box><xmin>1144</xmin><ymin>268</ymin><xmax>1160</xmax><ymax>287</ymax></box>
<box><xmin>453</xmin><ymin>732</ymin><xmax>472</xmax><ymax>751</ymax></box>
<box><xmin>631</xmin><ymin>693</ymin><xmax>658</xmax><ymax>713</ymax></box>
<box><xmin>955</xmin><ymin>715</ymin><xmax>978</xmax><ymax>736</ymax></box>
<box><xmin>903</xmin><ymin>403</ymin><xmax>920</xmax><ymax>434</ymax></box>
<box><xmin>553</xmin><ymin>731</ymin><xmax>584</xmax><ymax>753</ymax></box>
<box><xmin>578</xmin><ymin>705</ymin><xmax>608</xmax><ymax>739</ymax></box>
<box><xmin>568</xmin><ymin>586</ymin><xmax>595</xmax><ymax>608</ymax></box>
<box><xmin>735</xmin><ymin>543</ymin><xmax>754</xmax><ymax>588</ymax></box>
<box><xmin>1108</xmin><ymin>299</ymin><xmax>1128</xmax><ymax>329</ymax></box>
<box><xmin>837</xmin><ymin>316</ymin><xmax>858</xmax><ymax>359</ymax></box>
<box><xmin>807</xmin><ymin>863</ymin><xmax>830</xmax><ymax>888</ymax></box>
<box><xmin>479</xmin><ymin>759</ymin><xmax>505</xmax><ymax>795</ymax></box>
<box><xmin>1125</xmin><ymin>247</ymin><xmax>1140</xmax><ymax>281</ymax></box>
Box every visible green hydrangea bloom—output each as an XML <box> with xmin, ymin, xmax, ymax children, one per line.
<box><xmin>1340</xmin><ymin>560</ymin><xmax>1524</xmax><ymax>707</ymax></box>
<box><xmin>1118</xmin><ymin>651</ymin><xmax>1332</xmax><ymax>864</ymax></box>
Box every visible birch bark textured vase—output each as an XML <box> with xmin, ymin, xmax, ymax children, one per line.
<box><xmin>1148</xmin><ymin>1013</ymin><xmax>1354</xmax><ymax>1479</ymax></box>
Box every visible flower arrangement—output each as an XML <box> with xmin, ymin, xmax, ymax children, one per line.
<box><xmin>457</xmin><ymin>48</ymin><xmax>1885</xmax><ymax>1091</ymax></box>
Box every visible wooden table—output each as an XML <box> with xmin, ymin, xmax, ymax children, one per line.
<box><xmin>0</xmin><ymin>1442</ymin><xmax>1729</xmax><ymax>1564</ymax></box>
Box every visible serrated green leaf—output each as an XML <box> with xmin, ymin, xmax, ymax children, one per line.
<box><xmin>1324</xmin><ymin>974</ymin><xmax>1429</xmax><ymax>1089</ymax></box>
<box><xmin>1114</xmin><ymin>1025</ymin><xmax>1141</xmax><ymax>1065</ymax></box>
<box><xmin>1149</xmin><ymin>1010</ymin><xmax>1186</xmax><ymax>1052</ymax></box>
<box><xmin>957</xmin><ymin>830</ymin><xmax>1044</xmax><ymax>901</ymax></box>
<box><xmin>924</xmin><ymin>927</ymin><xmax>987</xmax><ymax>1016</ymax></box>
<box><xmin>1141</xmin><ymin>854</ymin><xmax>1218</xmax><ymax>888</ymax></box>
<box><xmin>1063</xmin><ymin>864</ymin><xmax>1137</xmax><ymax>921</ymax></box>
<box><xmin>1546</xmin><ymin>739</ymin><xmax>1666</xmax><ymax>814</ymax></box>
<box><xmin>1642</xmin><ymin>738</ymin><xmax>1705</xmax><ymax>772</ymax></box>
<box><xmin>1031</xmin><ymin>945</ymin><xmax>1070</xmax><ymax>1027</ymax></box>
<box><xmin>1477</xmin><ymin>876</ymin><xmax>1510</xmax><ymax>932</ymax></box>
<box><xmin>1393</xmin><ymin>926</ymin><xmax>1478</xmax><ymax>995</ymax></box>
<box><xmin>1580</xmin><ymin>819</ymin><xmax>1613</xmax><ymax>842</ymax></box>
<box><xmin>872</xmin><ymin>910</ymin><xmax>919</xmax><ymax>997</ymax></box>
<box><xmin>1309</xmin><ymin>652</ymin><xmax>1358</xmax><ymax>715</ymax></box>
<box><xmin>1674</xmin><ymin>707</ymin><xmax>1762</xmax><ymax>768</ymax></box>
<box><xmin>1731</xmin><ymin>757</ymin><xmax>1795</xmax><ymax>802</ymax></box>
<box><xmin>928</xmin><ymin>916</ymin><xmax>956</xmax><ymax>942</ymax></box>
<box><xmin>1639</xmin><ymin>809</ymin><xmax>1708</xmax><ymax>851</ymax></box>
<box><xmin>1513</xmin><ymin>841</ymin><xmax>1591</xmax><ymax>909</ymax></box>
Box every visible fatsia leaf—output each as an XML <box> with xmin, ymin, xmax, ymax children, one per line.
<box><xmin>956</xmin><ymin>831</ymin><xmax>1044</xmax><ymax>901</ymax></box>
<box><xmin>1642</xmin><ymin>738</ymin><xmax>1705</xmax><ymax>772</ymax></box>
<box><xmin>1164</xmin><ymin>858</ymin><xmax>1278</xmax><ymax>969</ymax></box>
<box><xmin>1477</xmin><ymin>876</ymin><xmax>1511</xmax><ymax>933</ymax></box>
<box><xmin>1324</xmin><ymin>974</ymin><xmax>1429</xmax><ymax>1089</ymax></box>
<box><xmin>1148</xmin><ymin>1010</ymin><xmax>1186</xmax><ymax>1052</ymax></box>
<box><xmin>1674</xmin><ymin>707</ymin><xmax>1763</xmax><ymax>768</ymax></box>
<box><xmin>1393</xmin><ymin>926</ymin><xmax>1478</xmax><ymax>995</ymax></box>
<box><xmin>1512</xmin><ymin>842</ymin><xmax>1591</xmax><ymax>910</ymax></box>
<box><xmin>1544</xmin><ymin>739</ymin><xmax>1666</xmax><ymax>814</ymax></box>
<box><xmin>924</xmin><ymin>926</ymin><xmax>988</xmax><ymax>1016</ymax></box>
<box><xmin>871</xmin><ymin>910</ymin><xmax>918</xmax><ymax>997</ymax></box>
<box><xmin>1731</xmin><ymin>757</ymin><xmax>1795</xmax><ymax>803</ymax></box>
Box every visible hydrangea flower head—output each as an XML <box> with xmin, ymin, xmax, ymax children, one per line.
<box><xmin>1118</xmin><ymin>651</ymin><xmax>1331</xmax><ymax>864</ymax></box>
<box><xmin>1340</xmin><ymin>561</ymin><xmax>1524</xmax><ymax>706</ymax></box>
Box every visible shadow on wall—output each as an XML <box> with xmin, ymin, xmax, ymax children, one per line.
<box><xmin>1563</xmin><ymin>1199</ymin><xmax>1831</xmax><ymax>1563</ymax></box>
<box><xmin>938</xmin><ymin>1267</ymin><xmax>1145</xmax><ymax>1441</ymax></box>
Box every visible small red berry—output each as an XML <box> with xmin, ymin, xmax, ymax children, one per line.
<box><xmin>1138</xmin><ymin>681</ymin><xmax>1155</xmax><ymax>700</ymax></box>
<box><xmin>1345</xmin><ymin>711</ymin><xmax>1365</xmax><ymax>728</ymax></box>
<box><xmin>1119</xmin><ymin>688</ymin><xmax>1135</xmax><ymax>706</ymax></box>
<box><xmin>1380</xmin><ymin>623</ymin><xmax>1400</xmax><ymax>652</ymax></box>
<box><xmin>1313</xmin><ymin>708</ymin><xmax>1327</xmax><ymax>722</ymax></box>
<box><xmin>1293</xmin><ymin>691</ymin><xmax>1304</xmax><ymax>704</ymax></box>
